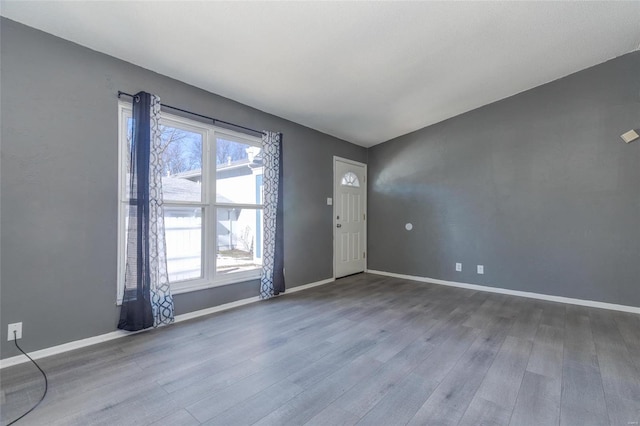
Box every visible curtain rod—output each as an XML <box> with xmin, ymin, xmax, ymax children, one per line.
<box><xmin>117</xmin><ymin>91</ymin><xmax>266</xmax><ymax>136</ymax></box>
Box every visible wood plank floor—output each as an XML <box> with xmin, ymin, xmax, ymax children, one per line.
<box><xmin>2</xmin><ymin>273</ymin><xmax>639</xmax><ymax>425</ymax></box>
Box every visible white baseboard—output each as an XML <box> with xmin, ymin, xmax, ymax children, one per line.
<box><xmin>366</xmin><ymin>269</ymin><xmax>640</xmax><ymax>314</ymax></box>
<box><xmin>0</xmin><ymin>329</ymin><xmax>143</xmax><ymax>370</ymax></box>
<box><xmin>0</xmin><ymin>277</ymin><xmax>336</xmax><ymax>369</ymax></box>
<box><xmin>286</xmin><ymin>278</ymin><xmax>335</xmax><ymax>293</ymax></box>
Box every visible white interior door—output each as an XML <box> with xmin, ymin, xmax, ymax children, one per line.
<box><xmin>334</xmin><ymin>158</ymin><xmax>366</xmax><ymax>278</ymax></box>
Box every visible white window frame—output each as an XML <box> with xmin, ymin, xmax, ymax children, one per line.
<box><xmin>117</xmin><ymin>102</ymin><xmax>263</xmax><ymax>304</ymax></box>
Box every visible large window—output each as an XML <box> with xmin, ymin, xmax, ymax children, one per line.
<box><xmin>117</xmin><ymin>103</ymin><xmax>263</xmax><ymax>302</ymax></box>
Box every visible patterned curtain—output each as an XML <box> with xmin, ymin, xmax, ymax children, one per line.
<box><xmin>118</xmin><ymin>92</ymin><xmax>175</xmax><ymax>331</ymax></box>
<box><xmin>260</xmin><ymin>131</ymin><xmax>285</xmax><ymax>299</ymax></box>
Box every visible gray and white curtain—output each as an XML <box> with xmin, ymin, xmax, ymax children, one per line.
<box><xmin>118</xmin><ymin>91</ymin><xmax>174</xmax><ymax>331</ymax></box>
<box><xmin>260</xmin><ymin>131</ymin><xmax>285</xmax><ymax>299</ymax></box>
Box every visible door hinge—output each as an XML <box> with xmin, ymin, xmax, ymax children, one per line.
<box><xmin>363</xmin><ymin>252</ymin><xmax>366</xmax><ymax>259</ymax></box>
<box><xmin>363</xmin><ymin>213</ymin><xmax>366</xmax><ymax>220</ymax></box>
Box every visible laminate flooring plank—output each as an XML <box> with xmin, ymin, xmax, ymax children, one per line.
<box><xmin>420</xmin><ymin>289</ymin><xmax>486</xmax><ymax>323</ymax></box>
<box><xmin>137</xmin><ymin>303</ymin><xmax>357</xmax><ymax>372</ymax></box>
<box><xmin>463</xmin><ymin>294</ymin><xmax>509</xmax><ymax>330</ymax></box>
<box><xmin>303</xmin><ymin>406</ymin><xmax>361</xmax><ymax>426</ymax></box>
<box><xmin>613</xmin><ymin>312</ymin><xmax>640</xmax><ymax>372</ymax></box>
<box><xmin>419</xmin><ymin>307</ymin><xmax>482</xmax><ymax>349</ymax></box>
<box><xmin>185</xmin><ymin>333</ymin><xmax>379</xmax><ymax>423</ymax></box>
<box><xmin>497</xmin><ymin>295</ymin><xmax>526</xmax><ymax>321</ymax></box>
<box><xmin>150</xmin><ymin>409</ymin><xmax>200</xmax><ymax>426</ymax></box>
<box><xmin>1</xmin><ymin>382</ymin><xmax>65</xmax><ymax>423</ymax></box>
<box><xmin>407</xmin><ymin>327</ymin><xmax>507</xmax><ymax>426</ymax></box>
<box><xmin>285</xmin><ymin>338</ymin><xmax>379</xmax><ymax>389</ymax></box>
<box><xmin>249</xmin><ymin>318</ymin><xmax>357</xmax><ymax>367</ymax></box>
<box><xmin>158</xmin><ymin>321</ymin><xmax>346</xmax><ymax>392</ymax></box>
<box><xmin>152</xmin><ymin>307</ymin><xmax>357</xmax><ymax>381</ymax></box>
<box><xmin>412</xmin><ymin>325</ymin><xmax>481</xmax><ymax>384</ymax></box>
<box><xmin>613</xmin><ymin>311</ymin><xmax>640</xmax><ymax>346</ymax></box>
<box><xmin>458</xmin><ymin>396</ymin><xmax>512</xmax><ymax>426</ymax></box>
<box><xmin>6</xmin><ymin>362</ymin><xmax>157</xmax><ymax>424</ymax></box>
<box><xmin>156</xmin><ymin>351</ymin><xmax>262</xmax><ymax>394</ymax></box>
<box><xmin>326</xmin><ymin>314</ymin><xmax>395</xmax><ymax>344</ymax></box>
<box><xmin>596</xmin><ymin>348</ymin><xmax>640</xmax><ymax>402</ymax></box>
<box><xmin>563</xmin><ymin>306</ymin><xmax>598</xmax><ymax>366</ymax></box>
<box><xmin>251</xmin><ymin>354</ymin><xmax>385</xmax><ymax>426</ymax></box>
<box><xmin>471</xmin><ymin>335</ymin><xmax>532</xmax><ymax>410</ymax></box>
<box><xmin>52</xmin><ymin>386</ymin><xmax>177</xmax><ymax>426</ymax></box>
<box><xmin>559</xmin><ymin>307</ymin><xmax>612</xmax><ymax>424</ymax></box>
<box><xmin>537</xmin><ymin>300</ymin><xmax>567</xmax><ymax>329</ymax></box>
<box><xmin>368</xmin><ymin>317</ymin><xmax>439</xmax><ymax>363</ymax></box>
<box><xmin>202</xmin><ymin>379</ymin><xmax>304</xmax><ymax>426</ymax></box>
<box><xmin>118</xmin><ymin>301</ymin><xmax>307</xmax><ymax>357</ymax></box>
<box><xmin>588</xmin><ymin>308</ymin><xmax>630</xmax><ymax>353</ymax></box>
<box><xmin>327</xmin><ymin>338</ymin><xmax>437</xmax><ymax>419</ymax></box>
<box><xmin>588</xmin><ymin>307</ymin><xmax>640</xmax><ymax>418</ymax></box>
<box><xmin>1</xmin><ymin>343</ymin><xmax>126</xmax><ymax>388</ymax></box>
<box><xmin>560</xmin><ymin>359</ymin><xmax>608</xmax><ymax>422</ymax></box>
<box><xmin>0</xmin><ymin>379</ymin><xmax>45</xmax><ymax>424</ymax></box>
<box><xmin>183</xmin><ymin>361</ymin><xmax>302</xmax><ymax>422</ymax></box>
<box><xmin>603</xmin><ymin>395</ymin><xmax>640</xmax><ymax>426</ymax></box>
<box><xmin>509</xmin><ymin>371</ymin><xmax>561</xmax><ymax>426</ymax></box>
<box><xmin>169</xmin><ymin>338</ymin><xmax>336</xmax><ymax>408</ymax></box>
<box><xmin>507</xmin><ymin>302</ymin><xmax>542</xmax><ymax>342</ymax></box>
<box><xmin>428</xmin><ymin>301</ymin><xmax>476</xmax><ymax>333</ymax></box>
<box><xmin>195</xmin><ymin>302</ymin><xmax>337</xmax><ymax>342</ymax></box>
<box><xmin>560</xmin><ymin>406</ymin><xmax>610</xmax><ymax>426</ymax></box>
<box><xmin>162</xmin><ymin>359</ymin><xmax>264</xmax><ymax>405</ymax></box>
<box><xmin>526</xmin><ymin>324</ymin><xmax>564</xmax><ymax>380</ymax></box>
<box><xmin>39</xmin><ymin>359</ymin><xmax>141</xmax><ymax>399</ymax></box>
<box><xmin>355</xmin><ymin>373</ymin><xmax>439</xmax><ymax>426</ymax></box>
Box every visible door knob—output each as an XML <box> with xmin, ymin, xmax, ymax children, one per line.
<box><xmin>337</xmin><ymin>224</ymin><xmax>342</xmax><ymax>228</ymax></box>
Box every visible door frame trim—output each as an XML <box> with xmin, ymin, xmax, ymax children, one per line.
<box><xmin>333</xmin><ymin>156</ymin><xmax>367</xmax><ymax>279</ymax></box>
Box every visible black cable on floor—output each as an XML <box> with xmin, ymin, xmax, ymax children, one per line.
<box><xmin>6</xmin><ymin>331</ymin><xmax>48</xmax><ymax>425</ymax></box>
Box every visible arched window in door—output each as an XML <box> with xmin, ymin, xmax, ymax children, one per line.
<box><xmin>340</xmin><ymin>172</ymin><xmax>360</xmax><ymax>187</ymax></box>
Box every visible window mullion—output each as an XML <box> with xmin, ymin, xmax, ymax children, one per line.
<box><xmin>207</xmin><ymin>128</ymin><xmax>216</xmax><ymax>282</ymax></box>
<box><xmin>163</xmin><ymin>202</ymin><xmax>207</xmax><ymax>207</ymax></box>
<box><xmin>214</xmin><ymin>203</ymin><xmax>264</xmax><ymax>209</ymax></box>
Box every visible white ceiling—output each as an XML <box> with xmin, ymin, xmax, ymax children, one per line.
<box><xmin>2</xmin><ymin>2</ymin><xmax>639</xmax><ymax>147</ymax></box>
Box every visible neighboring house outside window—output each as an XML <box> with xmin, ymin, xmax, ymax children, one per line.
<box><xmin>117</xmin><ymin>103</ymin><xmax>263</xmax><ymax>303</ymax></box>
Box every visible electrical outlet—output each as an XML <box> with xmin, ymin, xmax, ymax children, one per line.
<box><xmin>456</xmin><ymin>263</ymin><xmax>462</xmax><ymax>272</ymax></box>
<box><xmin>7</xmin><ymin>322</ymin><xmax>22</xmax><ymax>341</ymax></box>
<box><xmin>477</xmin><ymin>265</ymin><xmax>484</xmax><ymax>275</ymax></box>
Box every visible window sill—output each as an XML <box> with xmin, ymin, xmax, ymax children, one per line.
<box><xmin>172</xmin><ymin>271</ymin><xmax>261</xmax><ymax>295</ymax></box>
<box><xmin>116</xmin><ymin>270</ymin><xmax>261</xmax><ymax>305</ymax></box>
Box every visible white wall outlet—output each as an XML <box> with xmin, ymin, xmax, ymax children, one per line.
<box><xmin>455</xmin><ymin>263</ymin><xmax>462</xmax><ymax>272</ymax></box>
<box><xmin>7</xmin><ymin>322</ymin><xmax>22</xmax><ymax>341</ymax></box>
<box><xmin>621</xmin><ymin>129</ymin><xmax>639</xmax><ymax>143</ymax></box>
<box><xmin>477</xmin><ymin>265</ymin><xmax>484</xmax><ymax>274</ymax></box>
<box><xmin>327</xmin><ymin>197</ymin><xmax>333</xmax><ymax>205</ymax></box>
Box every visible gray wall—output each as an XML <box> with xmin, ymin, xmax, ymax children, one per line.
<box><xmin>368</xmin><ymin>51</ymin><xmax>640</xmax><ymax>307</ymax></box>
<box><xmin>0</xmin><ymin>19</ymin><xmax>366</xmax><ymax>359</ymax></box>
